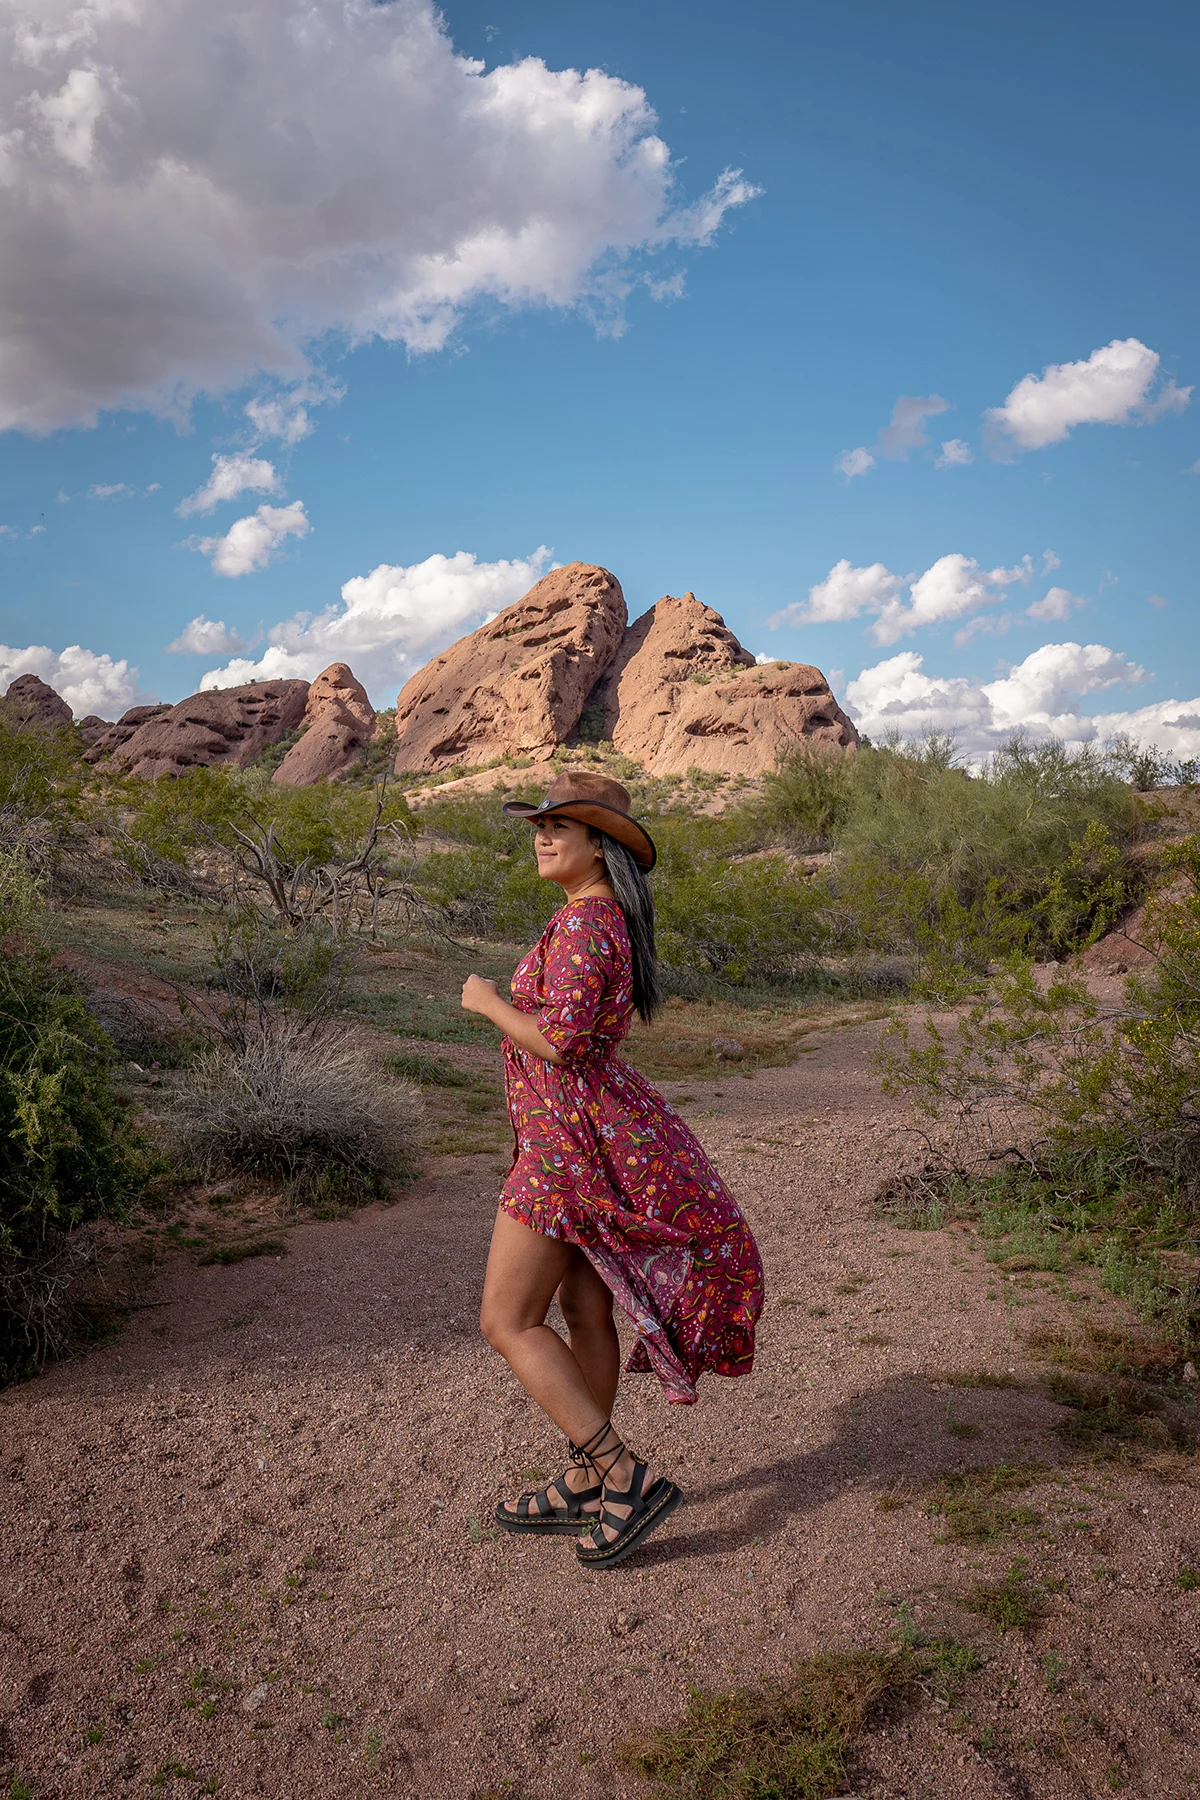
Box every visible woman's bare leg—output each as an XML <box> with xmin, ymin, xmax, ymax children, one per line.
<box><xmin>557</xmin><ymin>1252</ymin><xmax>620</xmax><ymax>1419</ymax></box>
<box><xmin>481</xmin><ymin>1211</ymin><xmax>653</xmax><ymax>1523</ymax></box>
<box><xmin>480</xmin><ymin>1211</ymin><xmax>609</xmax><ymax>1447</ymax></box>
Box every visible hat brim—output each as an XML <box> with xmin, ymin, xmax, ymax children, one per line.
<box><xmin>502</xmin><ymin>797</ymin><xmax>657</xmax><ymax>871</ymax></box>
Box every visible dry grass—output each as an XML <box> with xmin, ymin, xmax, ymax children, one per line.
<box><xmin>1046</xmin><ymin>1373</ymin><xmax>1196</xmax><ymax>1457</ymax></box>
<box><xmin>621</xmin><ymin>1635</ymin><xmax>981</xmax><ymax>1799</ymax></box>
<box><xmin>165</xmin><ymin>1020</ymin><xmax>425</xmax><ymax>1202</ymax></box>
<box><xmin>1026</xmin><ymin>1323</ymin><xmax>1186</xmax><ymax>1383</ymax></box>
<box><xmin>925</xmin><ymin>1464</ymin><xmax>1043</xmax><ymax>1543</ymax></box>
<box><xmin>624</xmin><ymin>995</ymin><xmax>891</xmax><ymax>1081</ymax></box>
<box><xmin>620</xmin><ymin>1649</ymin><xmax>910</xmax><ymax>1799</ymax></box>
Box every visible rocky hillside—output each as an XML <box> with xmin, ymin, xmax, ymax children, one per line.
<box><xmin>2</xmin><ymin>562</ymin><xmax>857</xmax><ymax>783</ymax></box>
<box><xmin>392</xmin><ymin>561</ymin><xmax>857</xmax><ymax>776</ymax></box>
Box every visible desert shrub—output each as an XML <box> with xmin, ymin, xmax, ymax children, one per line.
<box><xmin>759</xmin><ymin>743</ymin><xmax>857</xmax><ymax>845</ymax></box>
<box><xmin>879</xmin><ymin>836</ymin><xmax>1200</xmax><ymax>1347</ymax></box>
<box><xmin>0</xmin><ymin>852</ymin><xmax>143</xmax><ymax>1380</ymax></box>
<box><xmin>0</xmin><ymin>718</ymin><xmax>89</xmax><ymax>880</ymax></box>
<box><xmin>164</xmin><ymin>1019</ymin><xmax>425</xmax><ymax>1202</ymax></box>
<box><xmin>808</xmin><ymin>735</ymin><xmax>1146</xmax><ymax>985</ymax></box>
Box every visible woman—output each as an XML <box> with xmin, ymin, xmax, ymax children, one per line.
<box><xmin>461</xmin><ymin>770</ymin><xmax>764</xmax><ymax>1569</ymax></box>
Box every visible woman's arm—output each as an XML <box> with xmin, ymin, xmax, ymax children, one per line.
<box><xmin>461</xmin><ymin>975</ymin><xmax>563</xmax><ymax>1065</ymax></box>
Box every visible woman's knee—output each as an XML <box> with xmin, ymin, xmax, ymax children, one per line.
<box><xmin>558</xmin><ymin>1279</ymin><xmax>614</xmax><ymax>1335</ymax></box>
<box><xmin>479</xmin><ymin>1298</ymin><xmax>513</xmax><ymax>1353</ymax></box>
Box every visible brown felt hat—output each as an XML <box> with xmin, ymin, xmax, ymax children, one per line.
<box><xmin>502</xmin><ymin>769</ymin><xmax>656</xmax><ymax>871</ymax></box>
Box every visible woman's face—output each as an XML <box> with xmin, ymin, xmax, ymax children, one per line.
<box><xmin>531</xmin><ymin>814</ymin><xmax>604</xmax><ymax>890</ymax></box>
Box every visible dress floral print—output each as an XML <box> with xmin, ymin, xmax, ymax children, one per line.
<box><xmin>500</xmin><ymin>897</ymin><xmax>764</xmax><ymax>1405</ymax></box>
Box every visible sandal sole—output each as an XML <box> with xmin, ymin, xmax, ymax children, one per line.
<box><xmin>493</xmin><ymin>1509</ymin><xmax>596</xmax><ymax>1537</ymax></box>
<box><xmin>576</xmin><ymin>1481</ymin><xmax>684</xmax><ymax>1569</ymax></box>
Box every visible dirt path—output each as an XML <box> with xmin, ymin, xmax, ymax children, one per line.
<box><xmin>3</xmin><ymin>1022</ymin><xmax>1199</xmax><ymax>1799</ymax></box>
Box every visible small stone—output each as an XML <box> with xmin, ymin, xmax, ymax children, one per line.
<box><xmin>241</xmin><ymin>1683</ymin><xmax>270</xmax><ymax>1712</ymax></box>
<box><xmin>711</xmin><ymin>1037</ymin><xmax>745</xmax><ymax>1061</ymax></box>
<box><xmin>1184</xmin><ymin>1361</ymin><xmax>1198</xmax><ymax>1383</ymax></box>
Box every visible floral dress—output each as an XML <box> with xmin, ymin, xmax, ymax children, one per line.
<box><xmin>500</xmin><ymin>897</ymin><xmax>764</xmax><ymax>1405</ymax></box>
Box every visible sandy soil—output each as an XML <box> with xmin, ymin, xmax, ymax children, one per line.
<box><xmin>3</xmin><ymin>1019</ymin><xmax>1200</xmax><ymax>1800</ymax></box>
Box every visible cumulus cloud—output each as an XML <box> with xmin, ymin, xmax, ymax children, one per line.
<box><xmin>244</xmin><ymin>379</ymin><xmax>344</xmax><ymax>447</ymax></box>
<box><xmin>193</xmin><ymin>501</ymin><xmax>311</xmax><ymax>578</ymax></box>
<box><xmin>985</xmin><ymin>338</ymin><xmax>1191</xmax><ymax>455</ymax></box>
<box><xmin>773</xmin><ymin>552</ymin><xmax>1044</xmax><ymax>645</ymax></box>
<box><xmin>178</xmin><ymin>453</ymin><xmax>281</xmax><ymax>517</ymax></box>
<box><xmin>165</xmin><ymin>616</ymin><xmax>254</xmax><ymax>655</ymax></box>
<box><xmin>845</xmin><ymin>640</ymin><xmax>1161</xmax><ymax>757</ymax></box>
<box><xmin>0</xmin><ymin>0</ymin><xmax>758</xmax><ymax>433</ymax></box>
<box><xmin>1027</xmin><ymin>585</ymin><xmax>1086</xmax><ymax>623</ymax></box>
<box><xmin>199</xmin><ymin>547</ymin><xmax>551</xmax><ymax>705</ymax></box>
<box><xmin>0</xmin><ymin>642</ymin><xmax>138</xmax><ymax>717</ymax></box>
<box><xmin>771</xmin><ymin>559</ymin><xmax>903</xmax><ymax>629</ymax></box>
<box><xmin>936</xmin><ymin>438</ymin><xmax>973</xmax><ymax>467</ymax></box>
<box><xmin>834</xmin><ymin>447</ymin><xmax>875</xmax><ymax>481</ymax></box>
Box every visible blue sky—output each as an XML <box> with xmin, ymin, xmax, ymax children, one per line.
<box><xmin>1</xmin><ymin>0</ymin><xmax>1197</xmax><ymax>753</ymax></box>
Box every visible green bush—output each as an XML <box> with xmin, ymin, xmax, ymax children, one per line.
<box><xmin>0</xmin><ymin>853</ymin><xmax>142</xmax><ymax>1381</ymax></box>
<box><xmin>879</xmin><ymin>836</ymin><xmax>1200</xmax><ymax>1348</ymax></box>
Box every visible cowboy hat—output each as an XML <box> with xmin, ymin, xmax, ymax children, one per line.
<box><xmin>502</xmin><ymin>769</ymin><xmax>656</xmax><ymax>871</ymax></box>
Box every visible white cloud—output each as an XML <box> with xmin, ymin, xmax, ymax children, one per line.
<box><xmin>985</xmin><ymin>337</ymin><xmax>1191</xmax><ymax>455</ymax></box>
<box><xmin>1148</xmin><ymin>593</ymin><xmax>1170</xmax><ymax>609</ymax></box>
<box><xmin>835</xmin><ymin>447</ymin><xmax>875</xmax><ymax>480</ymax></box>
<box><xmin>0</xmin><ymin>643</ymin><xmax>139</xmax><ymax>717</ymax></box>
<box><xmin>878</xmin><ymin>394</ymin><xmax>948</xmax><ymax>458</ymax></box>
<box><xmin>0</xmin><ymin>0</ymin><xmax>759</xmax><ymax>433</ymax></box>
<box><xmin>775</xmin><ymin>551</ymin><xmax>1041</xmax><ymax>644</ymax></box>
<box><xmin>199</xmin><ymin>547</ymin><xmax>552</xmax><ymax>705</ymax></box>
<box><xmin>193</xmin><ymin>500</ymin><xmax>311</xmax><ymax>578</ymax></box>
<box><xmin>1026</xmin><ymin>585</ymin><xmax>1085</xmax><ymax>623</ymax></box>
<box><xmin>771</xmin><ymin>559</ymin><xmax>904</xmax><ymax>629</ymax></box>
<box><xmin>846</xmin><ymin>640</ymin><xmax>1155</xmax><ymax>756</ymax></box>
<box><xmin>178</xmin><ymin>453</ymin><xmax>281</xmax><ymax>517</ymax></box>
<box><xmin>165</xmin><ymin>615</ymin><xmax>253</xmax><ymax>655</ymax></box>
<box><xmin>244</xmin><ymin>379</ymin><xmax>344</xmax><ymax>447</ymax></box>
<box><xmin>834</xmin><ymin>446</ymin><xmax>874</xmax><ymax>482</ymax></box>
<box><xmin>936</xmin><ymin>438</ymin><xmax>973</xmax><ymax>467</ymax></box>
<box><xmin>88</xmin><ymin>482</ymin><xmax>131</xmax><ymax>499</ymax></box>
<box><xmin>872</xmin><ymin>553</ymin><xmax>1033</xmax><ymax>645</ymax></box>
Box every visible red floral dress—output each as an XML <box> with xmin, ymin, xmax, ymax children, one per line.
<box><xmin>500</xmin><ymin>897</ymin><xmax>764</xmax><ymax>1405</ymax></box>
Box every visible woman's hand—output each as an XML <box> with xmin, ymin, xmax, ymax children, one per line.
<box><xmin>461</xmin><ymin>974</ymin><xmax>500</xmax><ymax>1017</ymax></box>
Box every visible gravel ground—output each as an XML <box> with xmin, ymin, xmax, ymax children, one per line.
<box><xmin>3</xmin><ymin>1019</ymin><xmax>1200</xmax><ymax>1800</ymax></box>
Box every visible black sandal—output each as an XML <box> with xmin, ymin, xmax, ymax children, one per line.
<box><xmin>575</xmin><ymin>1427</ymin><xmax>683</xmax><ymax>1570</ymax></box>
<box><xmin>494</xmin><ymin>1435</ymin><xmax>603</xmax><ymax>1537</ymax></box>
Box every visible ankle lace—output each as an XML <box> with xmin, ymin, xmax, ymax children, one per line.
<box><xmin>573</xmin><ymin>1419</ymin><xmax>627</xmax><ymax>1485</ymax></box>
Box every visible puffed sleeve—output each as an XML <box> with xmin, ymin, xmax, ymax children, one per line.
<box><xmin>535</xmin><ymin>912</ymin><xmax>615</xmax><ymax>1064</ymax></box>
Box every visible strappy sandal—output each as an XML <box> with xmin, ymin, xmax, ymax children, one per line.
<box><xmin>575</xmin><ymin>1427</ymin><xmax>683</xmax><ymax>1570</ymax></box>
<box><xmin>494</xmin><ymin>1433</ymin><xmax>604</xmax><ymax>1537</ymax></box>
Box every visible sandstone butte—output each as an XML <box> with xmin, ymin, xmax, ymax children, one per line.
<box><xmin>272</xmin><ymin>663</ymin><xmax>376</xmax><ymax>786</ymax></box>
<box><xmin>393</xmin><ymin>564</ymin><xmax>858</xmax><ymax>776</ymax></box>
<box><xmin>2</xmin><ymin>563</ymin><xmax>858</xmax><ymax>783</ymax></box>
<box><xmin>0</xmin><ymin>672</ymin><xmax>74</xmax><ymax>733</ymax></box>
<box><xmin>392</xmin><ymin>562</ymin><xmax>628</xmax><ymax>772</ymax></box>
<box><xmin>92</xmin><ymin>681</ymin><xmax>310</xmax><ymax>780</ymax></box>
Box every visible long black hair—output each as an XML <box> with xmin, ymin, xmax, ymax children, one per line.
<box><xmin>590</xmin><ymin>829</ymin><xmax>662</xmax><ymax>1024</ymax></box>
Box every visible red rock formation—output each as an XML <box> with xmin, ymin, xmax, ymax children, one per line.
<box><xmin>76</xmin><ymin>715</ymin><xmax>114</xmax><ymax>745</ymax></box>
<box><xmin>646</xmin><ymin>658</ymin><xmax>858</xmax><ymax>776</ymax></box>
<box><xmin>393</xmin><ymin>562</ymin><xmax>626</xmax><ymax>773</ymax></box>
<box><xmin>0</xmin><ymin>673</ymin><xmax>73</xmax><ymax>732</ymax></box>
<box><xmin>102</xmin><ymin>682</ymin><xmax>310</xmax><ymax>779</ymax></box>
<box><xmin>273</xmin><ymin>663</ymin><xmax>376</xmax><ymax>786</ymax></box>
<box><xmin>594</xmin><ymin>592</ymin><xmax>755</xmax><ymax>762</ymax></box>
<box><xmin>83</xmin><ymin>704</ymin><xmax>171</xmax><ymax>763</ymax></box>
